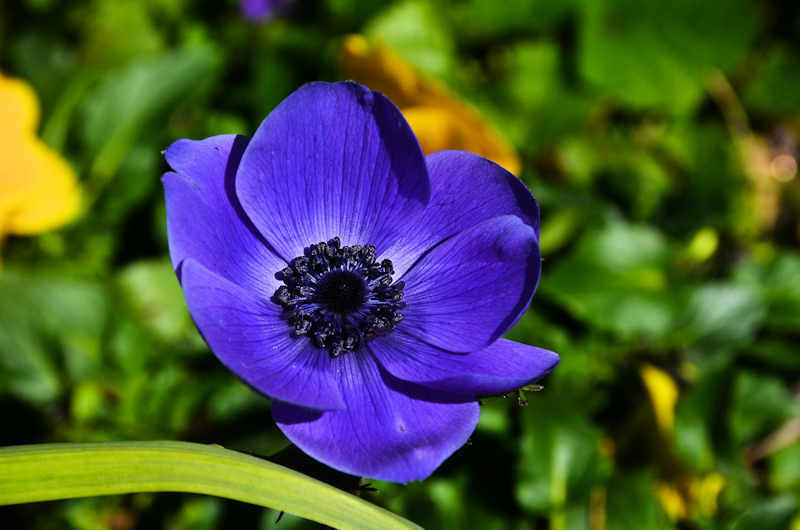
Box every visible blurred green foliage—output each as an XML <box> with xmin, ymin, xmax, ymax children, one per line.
<box><xmin>1</xmin><ymin>0</ymin><xmax>799</xmax><ymax>528</ymax></box>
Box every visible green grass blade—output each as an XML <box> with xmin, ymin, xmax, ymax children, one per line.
<box><xmin>0</xmin><ymin>441</ymin><xmax>421</xmax><ymax>530</ymax></box>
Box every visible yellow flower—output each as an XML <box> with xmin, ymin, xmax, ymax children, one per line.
<box><xmin>657</xmin><ymin>483</ymin><xmax>688</xmax><ymax>521</ymax></box>
<box><xmin>0</xmin><ymin>74</ymin><xmax>80</xmax><ymax>240</ymax></box>
<box><xmin>657</xmin><ymin>472</ymin><xmax>726</xmax><ymax>521</ymax></box>
<box><xmin>690</xmin><ymin>472</ymin><xmax>725</xmax><ymax>518</ymax></box>
<box><xmin>340</xmin><ymin>35</ymin><xmax>521</xmax><ymax>175</ymax></box>
<box><xmin>640</xmin><ymin>364</ymin><xmax>679</xmax><ymax>434</ymax></box>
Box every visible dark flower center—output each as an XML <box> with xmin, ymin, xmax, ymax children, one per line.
<box><xmin>272</xmin><ymin>237</ymin><xmax>405</xmax><ymax>358</ymax></box>
<box><xmin>315</xmin><ymin>271</ymin><xmax>367</xmax><ymax>313</ymax></box>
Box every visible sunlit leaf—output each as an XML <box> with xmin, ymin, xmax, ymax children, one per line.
<box><xmin>0</xmin><ymin>442</ymin><xmax>421</xmax><ymax>530</ymax></box>
<box><xmin>579</xmin><ymin>0</ymin><xmax>757</xmax><ymax>113</ymax></box>
<box><xmin>365</xmin><ymin>0</ymin><xmax>455</xmax><ymax>80</ymax></box>
<box><xmin>543</xmin><ymin>219</ymin><xmax>677</xmax><ymax>340</ymax></box>
<box><xmin>729</xmin><ymin>372</ymin><xmax>798</xmax><ymax>445</ymax></box>
<box><xmin>116</xmin><ymin>259</ymin><xmax>190</xmax><ymax>343</ymax></box>
<box><xmin>729</xmin><ymin>495</ymin><xmax>797</xmax><ymax>530</ymax></box>
<box><xmin>82</xmin><ymin>48</ymin><xmax>219</xmax><ymax>182</ymax></box>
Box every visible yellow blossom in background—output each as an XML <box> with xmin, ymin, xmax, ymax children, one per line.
<box><xmin>690</xmin><ymin>472</ymin><xmax>725</xmax><ymax>518</ymax></box>
<box><xmin>0</xmin><ymin>74</ymin><xmax>80</xmax><ymax>242</ymax></box>
<box><xmin>657</xmin><ymin>483</ymin><xmax>688</xmax><ymax>521</ymax></box>
<box><xmin>642</xmin><ymin>363</ymin><xmax>727</xmax><ymax>523</ymax></box>
<box><xmin>640</xmin><ymin>364</ymin><xmax>679</xmax><ymax>434</ymax></box>
<box><xmin>340</xmin><ymin>35</ymin><xmax>521</xmax><ymax>175</ymax></box>
<box><xmin>658</xmin><ymin>472</ymin><xmax>726</xmax><ymax>522</ymax></box>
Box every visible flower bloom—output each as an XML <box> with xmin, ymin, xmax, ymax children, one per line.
<box><xmin>0</xmin><ymin>74</ymin><xmax>79</xmax><ymax>244</ymax></box>
<box><xmin>340</xmin><ymin>35</ymin><xmax>521</xmax><ymax>175</ymax></box>
<box><xmin>239</xmin><ymin>0</ymin><xmax>291</xmax><ymax>23</ymax></box>
<box><xmin>163</xmin><ymin>81</ymin><xmax>558</xmax><ymax>482</ymax></box>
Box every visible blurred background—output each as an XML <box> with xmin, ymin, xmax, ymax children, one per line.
<box><xmin>1</xmin><ymin>0</ymin><xmax>799</xmax><ymax>528</ymax></box>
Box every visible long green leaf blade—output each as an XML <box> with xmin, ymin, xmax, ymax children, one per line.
<box><xmin>0</xmin><ymin>441</ymin><xmax>420</xmax><ymax>530</ymax></box>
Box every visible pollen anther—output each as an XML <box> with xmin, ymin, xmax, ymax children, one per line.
<box><xmin>272</xmin><ymin>237</ymin><xmax>405</xmax><ymax>357</ymax></box>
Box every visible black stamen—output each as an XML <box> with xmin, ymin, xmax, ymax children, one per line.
<box><xmin>272</xmin><ymin>238</ymin><xmax>405</xmax><ymax>357</ymax></box>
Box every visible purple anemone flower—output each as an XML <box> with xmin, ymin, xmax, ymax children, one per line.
<box><xmin>239</xmin><ymin>0</ymin><xmax>290</xmax><ymax>23</ymax></box>
<box><xmin>162</xmin><ymin>81</ymin><xmax>559</xmax><ymax>482</ymax></box>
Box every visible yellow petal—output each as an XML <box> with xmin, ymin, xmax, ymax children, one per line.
<box><xmin>341</xmin><ymin>34</ymin><xmax>427</xmax><ymax>108</ymax></box>
<box><xmin>657</xmin><ymin>483</ymin><xmax>688</xmax><ymax>521</ymax></box>
<box><xmin>0</xmin><ymin>74</ymin><xmax>80</xmax><ymax>237</ymax></box>
<box><xmin>403</xmin><ymin>105</ymin><xmax>488</xmax><ymax>155</ymax></box>
<box><xmin>341</xmin><ymin>35</ymin><xmax>521</xmax><ymax>175</ymax></box>
<box><xmin>656</xmin><ymin>472</ymin><xmax>725</xmax><ymax>522</ymax></box>
<box><xmin>0</xmin><ymin>75</ymin><xmax>40</xmax><ymax>219</ymax></box>
<box><xmin>689</xmin><ymin>472</ymin><xmax>725</xmax><ymax>518</ymax></box>
<box><xmin>640</xmin><ymin>364</ymin><xmax>679</xmax><ymax>434</ymax></box>
<box><xmin>4</xmin><ymin>139</ymin><xmax>81</xmax><ymax>235</ymax></box>
<box><xmin>0</xmin><ymin>74</ymin><xmax>40</xmax><ymax>134</ymax></box>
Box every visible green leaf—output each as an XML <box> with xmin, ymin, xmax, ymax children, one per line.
<box><xmin>169</xmin><ymin>497</ymin><xmax>222</xmax><ymax>530</ymax></box>
<box><xmin>605</xmin><ymin>472</ymin><xmax>673</xmax><ymax>530</ymax></box>
<box><xmin>365</xmin><ymin>0</ymin><xmax>456</xmax><ymax>81</ymax></box>
<box><xmin>9</xmin><ymin>32</ymin><xmax>77</xmax><ymax>112</ymax></box>
<box><xmin>597</xmin><ymin>143</ymin><xmax>672</xmax><ymax>220</ymax></box>
<box><xmin>80</xmin><ymin>0</ymin><xmax>164</xmax><ymax>66</ymax></box>
<box><xmin>516</xmin><ymin>394</ymin><xmax>610</xmax><ymax>514</ymax></box>
<box><xmin>769</xmin><ymin>443</ymin><xmax>800</xmax><ymax>492</ymax></box>
<box><xmin>579</xmin><ymin>0</ymin><xmax>757</xmax><ymax>113</ymax></box>
<box><xmin>744</xmin><ymin>46</ymin><xmax>800</xmax><ymax>116</ymax></box>
<box><xmin>82</xmin><ymin>47</ymin><xmax>219</xmax><ymax>185</ymax></box>
<box><xmin>543</xmin><ymin>219</ymin><xmax>677</xmax><ymax>340</ymax></box>
<box><xmin>0</xmin><ymin>441</ymin><xmax>420</xmax><ymax>530</ymax></box>
<box><xmin>729</xmin><ymin>372</ymin><xmax>798</xmax><ymax>445</ymax></box>
<box><xmin>674</xmin><ymin>354</ymin><xmax>732</xmax><ymax>470</ymax></box>
<box><xmin>505</xmin><ymin>42</ymin><xmax>561</xmax><ymax>108</ymax></box>
<box><xmin>746</xmin><ymin>340</ymin><xmax>800</xmax><ymax>371</ymax></box>
<box><xmin>0</xmin><ymin>269</ymin><xmax>109</xmax><ymax>404</ymax></box>
<box><xmin>498</xmin><ymin>42</ymin><xmax>592</xmax><ymax>154</ymax></box>
<box><xmin>116</xmin><ymin>259</ymin><xmax>190</xmax><ymax>343</ymax></box>
<box><xmin>676</xmin><ymin>283</ymin><xmax>765</xmax><ymax>350</ymax></box>
<box><xmin>447</xmin><ymin>0</ymin><xmax>577</xmax><ymax>39</ymax></box>
<box><xmin>539</xmin><ymin>205</ymin><xmax>585</xmax><ymax>254</ymax></box>
<box><xmin>735</xmin><ymin>253</ymin><xmax>800</xmax><ymax>333</ymax></box>
<box><xmin>729</xmin><ymin>495</ymin><xmax>797</xmax><ymax>530</ymax></box>
<box><xmin>655</xmin><ymin>124</ymin><xmax>747</xmax><ymax>236</ymax></box>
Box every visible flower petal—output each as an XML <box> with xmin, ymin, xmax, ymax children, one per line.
<box><xmin>272</xmin><ymin>353</ymin><xmax>479</xmax><ymax>482</ymax></box>
<box><xmin>400</xmin><ymin>215</ymin><xmax>540</xmax><ymax>353</ymax></box>
<box><xmin>370</xmin><ymin>332</ymin><xmax>559</xmax><ymax>397</ymax></box>
<box><xmin>1</xmin><ymin>75</ymin><xmax>80</xmax><ymax>236</ymax></box>
<box><xmin>240</xmin><ymin>0</ymin><xmax>277</xmax><ymax>22</ymax></box>
<box><xmin>385</xmin><ymin>150</ymin><xmax>539</xmax><ymax>277</ymax></box>
<box><xmin>4</xmin><ymin>138</ymin><xmax>81</xmax><ymax>235</ymax></box>
<box><xmin>0</xmin><ymin>74</ymin><xmax>39</xmax><ymax>134</ymax></box>
<box><xmin>163</xmin><ymin>134</ymin><xmax>286</xmax><ymax>298</ymax></box>
<box><xmin>235</xmin><ymin>81</ymin><xmax>430</xmax><ymax>262</ymax></box>
<box><xmin>180</xmin><ymin>258</ymin><xmax>344</xmax><ymax>411</ymax></box>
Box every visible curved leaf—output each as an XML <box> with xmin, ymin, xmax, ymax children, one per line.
<box><xmin>0</xmin><ymin>441</ymin><xmax>420</xmax><ymax>530</ymax></box>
